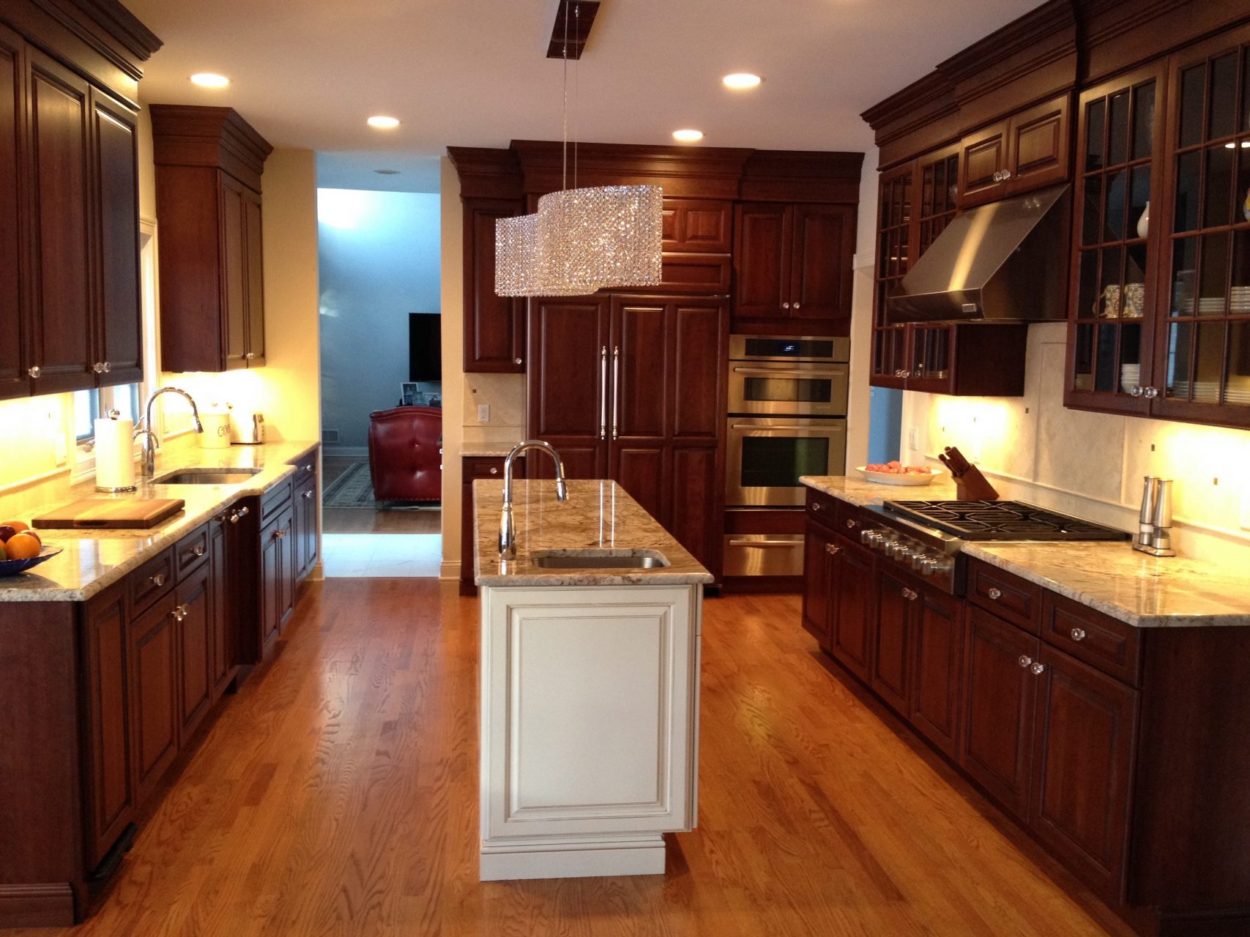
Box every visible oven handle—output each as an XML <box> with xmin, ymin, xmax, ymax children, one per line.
<box><xmin>731</xmin><ymin>366</ymin><xmax>847</xmax><ymax>377</ymax></box>
<box><xmin>727</xmin><ymin>538</ymin><xmax>803</xmax><ymax>548</ymax></box>
<box><xmin>731</xmin><ymin>422</ymin><xmax>845</xmax><ymax>431</ymax></box>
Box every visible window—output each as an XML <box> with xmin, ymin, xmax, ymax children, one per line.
<box><xmin>73</xmin><ymin>384</ymin><xmax>142</xmax><ymax>443</ymax></box>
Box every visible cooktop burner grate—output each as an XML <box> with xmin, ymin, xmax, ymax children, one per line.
<box><xmin>883</xmin><ymin>500</ymin><xmax>1130</xmax><ymax>541</ymax></box>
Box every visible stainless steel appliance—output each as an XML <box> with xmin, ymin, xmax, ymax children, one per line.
<box><xmin>856</xmin><ymin>499</ymin><xmax>1130</xmax><ymax>595</ymax></box>
<box><xmin>725</xmin><ymin>417</ymin><xmax>848</xmax><ymax>508</ymax></box>
<box><xmin>727</xmin><ymin>334</ymin><xmax>850</xmax><ymax>417</ymax></box>
<box><xmin>722</xmin><ymin>533</ymin><xmax>806</xmax><ymax>577</ymax></box>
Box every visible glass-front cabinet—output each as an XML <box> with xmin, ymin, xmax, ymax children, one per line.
<box><xmin>1067</xmin><ymin>25</ymin><xmax>1250</xmax><ymax>428</ymax></box>
<box><xmin>871</xmin><ymin>163</ymin><xmax>914</xmax><ymax>388</ymax></box>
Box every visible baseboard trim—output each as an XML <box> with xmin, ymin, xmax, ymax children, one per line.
<box><xmin>0</xmin><ymin>883</ymin><xmax>76</xmax><ymax>927</ymax></box>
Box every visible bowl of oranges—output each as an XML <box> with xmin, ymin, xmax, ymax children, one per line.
<box><xmin>0</xmin><ymin>522</ymin><xmax>61</xmax><ymax>578</ymax></box>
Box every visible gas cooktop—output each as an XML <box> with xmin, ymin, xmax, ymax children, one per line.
<box><xmin>883</xmin><ymin>500</ymin><xmax>1130</xmax><ymax>542</ymax></box>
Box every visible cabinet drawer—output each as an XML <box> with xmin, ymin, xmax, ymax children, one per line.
<box><xmin>260</xmin><ymin>477</ymin><xmax>292</xmax><ymax>522</ymax></box>
<box><xmin>129</xmin><ymin>549</ymin><xmax>174</xmax><ymax>613</ymax></box>
<box><xmin>463</xmin><ymin>456</ymin><xmax>510</xmax><ymax>481</ymax></box>
<box><xmin>834</xmin><ymin>500</ymin><xmax>872</xmax><ymax>542</ymax></box>
<box><xmin>805</xmin><ymin>488</ymin><xmax>839</xmax><ymax>527</ymax></box>
<box><xmin>174</xmin><ymin>523</ymin><xmax>210</xmax><ymax>578</ymax></box>
<box><xmin>1042</xmin><ymin>593</ymin><xmax>1141</xmax><ymax>686</ymax></box>
<box><xmin>966</xmin><ymin>558</ymin><xmax>1040</xmax><ymax>634</ymax></box>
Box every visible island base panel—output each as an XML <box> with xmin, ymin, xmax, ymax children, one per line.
<box><xmin>480</xmin><ymin>834</ymin><xmax>667</xmax><ymax>881</ymax></box>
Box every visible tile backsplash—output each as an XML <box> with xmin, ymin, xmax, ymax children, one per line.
<box><xmin>901</xmin><ymin>322</ymin><xmax>1250</xmax><ymax>561</ymax></box>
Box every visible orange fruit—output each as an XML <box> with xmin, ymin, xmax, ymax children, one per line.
<box><xmin>2</xmin><ymin>521</ymin><xmax>29</xmax><ymax>533</ymax></box>
<box><xmin>5</xmin><ymin>533</ymin><xmax>41</xmax><ymax>560</ymax></box>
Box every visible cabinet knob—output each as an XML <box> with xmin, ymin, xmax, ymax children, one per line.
<box><xmin>184</xmin><ymin>544</ymin><xmax>206</xmax><ymax>560</ymax></box>
<box><xmin>845</xmin><ymin>518</ymin><xmax>857</xmax><ymax>530</ymax></box>
<box><xmin>1030</xmin><ymin>662</ymin><xmax>1046</xmax><ymax>676</ymax></box>
<box><xmin>1143</xmin><ymin>385</ymin><xmax>1159</xmax><ymax>399</ymax></box>
<box><xmin>792</xmin><ymin>302</ymin><xmax>800</xmax><ymax>310</ymax></box>
<box><xmin>1017</xmin><ymin>654</ymin><xmax>1032</xmax><ymax>669</ymax></box>
<box><xmin>151</xmin><ymin>572</ymin><xmax>166</xmax><ymax>588</ymax></box>
<box><xmin>811</xmin><ymin>501</ymin><xmax>823</xmax><ymax>512</ymax></box>
<box><xmin>93</xmin><ymin>362</ymin><xmax>105</xmax><ymax>374</ymax></box>
<box><xmin>1070</xmin><ymin>627</ymin><xmax>1086</xmax><ymax>642</ymax></box>
<box><xmin>245</xmin><ymin>352</ymin><xmax>257</xmax><ymax>360</ymax></box>
<box><xmin>824</xmin><ymin>543</ymin><xmax>840</xmax><ymax>556</ymax></box>
<box><xmin>987</xmin><ymin>587</ymin><xmax>1002</xmax><ymax>600</ymax></box>
<box><xmin>303</xmin><ymin>490</ymin><xmax>314</xmax><ymax>499</ymax></box>
<box><xmin>514</xmin><ymin>357</ymin><xmax>523</xmax><ymax>366</ymax></box>
<box><xmin>781</xmin><ymin>301</ymin><xmax>791</xmax><ymax>310</ymax></box>
<box><xmin>902</xmin><ymin>587</ymin><xmax>918</xmax><ymax>601</ymax></box>
<box><xmin>103</xmin><ymin>361</ymin><xmax>111</xmax><ymax>373</ymax></box>
<box><xmin>27</xmin><ymin>365</ymin><xmax>40</xmax><ymax>379</ymax></box>
<box><xmin>489</xmin><ymin>466</ymin><xmax>498</xmax><ymax>475</ymax></box>
<box><xmin>237</xmin><ymin>506</ymin><xmax>250</xmax><ymax>518</ymax></box>
<box><xmin>1128</xmin><ymin>385</ymin><xmax>1143</xmax><ymax>398</ymax></box>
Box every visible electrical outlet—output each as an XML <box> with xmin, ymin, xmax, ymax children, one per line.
<box><xmin>477</xmin><ymin>404</ymin><xmax>491</xmax><ymax>423</ymax></box>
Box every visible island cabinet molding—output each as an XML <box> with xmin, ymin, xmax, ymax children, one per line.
<box><xmin>479</xmin><ymin>584</ymin><xmax>701</xmax><ymax>881</ymax></box>
<box><xmin>0</xmin><ymin>8</ymin><xmax>153</xmax><ymax>402</ymax></box>
<box><xmin>150</xmin><ymin>105</ymin><xmax>272</xmax><ymax>373</ymax></box>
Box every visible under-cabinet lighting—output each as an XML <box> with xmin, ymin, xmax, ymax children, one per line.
<box><xmin>190</xmin><ymin>72</ymin><xmax>230</xmax><ymax>89</ymax></box>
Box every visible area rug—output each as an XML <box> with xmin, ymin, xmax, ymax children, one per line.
<box><xmin>322</xmin><ymin>462</ymin><xmax>440</xmax><ymax>510</ymax></box>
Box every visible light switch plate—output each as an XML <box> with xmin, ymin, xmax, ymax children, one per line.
<box><xmin>477</xmin><ymin>404</ymin><xmax>490</xmax><ymax>423</ymax></box>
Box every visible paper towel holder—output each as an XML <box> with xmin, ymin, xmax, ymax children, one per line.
<box><xmin>94</xmin><ymin>409</ymin><xmax>138</xmax><ymax>493</ymax></box>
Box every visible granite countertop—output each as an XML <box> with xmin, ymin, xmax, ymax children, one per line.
<box><xmin>473</xmin><ymin>479</ymin><xmax>712</xmax><ymax>587</ymax></box>
<box><xmin>801</xmin><ymin>474</ymin><xmax>1250</xmax><ymax>629</ymax></box>
<box><xmin>461</xmin><ymin>443</ymin><xmax>522</xmax><ymax>458</ymax></box>
<box><xmin>0</xmin><ymin>440</ymin><xmax>318</xmax><ymax>603</ymax></box>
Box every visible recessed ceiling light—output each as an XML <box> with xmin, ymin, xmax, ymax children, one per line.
<box><xmin>722</xmin><ymin>73</ymin><xmax>762</xmax><ymax>91</ymax></box>
<box><xmin>374</xmin><ymin>169</ymin><xmax>400</xmax><ymax>175</ymax></box>
<box><xmin>190</xmin><ymin>72</ymin><xmax>230</xmax><ymax>89</ymax></box>
<box><xmin>367</xmin><ymin>115</ymin><xmax>401</xmax><ymax>130</ymax></box>
<box><xmin>673</xmin><ymin>128</ymin><xmax>704</xmax><ymax>143</ymax></box>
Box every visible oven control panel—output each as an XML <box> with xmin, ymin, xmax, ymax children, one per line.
<box><xmin>860</xmin><ymin>527</ymin><xmax>959</xmax><ymax>590</ymax></box>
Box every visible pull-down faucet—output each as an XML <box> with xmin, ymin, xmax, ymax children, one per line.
<box><xmin>137</xmin><ymin>387</ymin><xmax>203</xmax><ymax>476</ymax></box>
<box><xmin>499</xmin><ymin>440</ymin><xmax>568</xmax><ymax>559</ymax></box>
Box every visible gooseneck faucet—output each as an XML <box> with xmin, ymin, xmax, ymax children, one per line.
<box><xmin>138</xmin><ymin>387</ymin><xmax>203</xmax><ymax>476</ymax></box>
<box><xmin>499</xmin><ymin>440</ymin><xmax>568</xmax><ymax>559</ymax></box>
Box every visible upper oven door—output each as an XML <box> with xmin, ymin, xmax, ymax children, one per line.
<box><xmin>728</xmin><ymin>361</ymin><xmax>849</xmax><ymax>417</ymax></box>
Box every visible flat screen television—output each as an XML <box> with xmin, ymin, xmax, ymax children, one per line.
<box><xmin>408</xmin><ymin>313</ymin><xmax>441</xmax><ymax>382</ymax></box>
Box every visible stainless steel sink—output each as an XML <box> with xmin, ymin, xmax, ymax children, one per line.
<box><xmin>153</xmin><ymin>467</ymin><xmax>263</xmax><ymax>485</ymax></box>
<box><xmin>530</xmin><ymin>550</ymin><xmax>669</xmax><ymax>570</ymax></box>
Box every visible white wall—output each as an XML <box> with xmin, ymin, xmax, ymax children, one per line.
<box><xmin>317</xmin><ymin>189</ymin><xmax>441</xmax><ymax>449</ymax></box>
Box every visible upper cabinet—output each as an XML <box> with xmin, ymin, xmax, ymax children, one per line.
<box><xmin>151</xmin><ymin>106</ymin><xmax>272</xmax><ymax>373</ymax></box>
<box><xmin>0</xmin><ymin>3</ymin><xmax>158</xmax><ymax>402</ymax></box>
<box><xmin>958</xmin><ymin>95</ymin><xmax>1071</xmax><ymax>208</ymax></box>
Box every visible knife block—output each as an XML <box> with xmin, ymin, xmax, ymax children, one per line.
<box><xmin>955</xmin><ymin>465</ymin><xmax>999</xmax><ymax>501</ymax></box>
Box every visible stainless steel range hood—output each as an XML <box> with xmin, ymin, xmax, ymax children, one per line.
<box><xmin>887</xmin><ymin>184</ymin><xmax>1070</xmax><ymax>323</ymax></box>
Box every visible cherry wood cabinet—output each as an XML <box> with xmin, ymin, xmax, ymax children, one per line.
<box><xmin>909</xmin><ymin>584</ymin><xmax>963</xmax><ymax>758</ymax></box>
<box><xmin>129</xmin><ymin>589</ymin><xmax>179</xmax><ymax>803</ymax></box>
<box><xmin>661</xmin><ymin>198</ymin><xmax>732</xmax><ymax>253</ymax></box>
<box><xmin>291</xmin><ymin>452</ymin><xmax>320</xmax><ymax>584</ymax></box>
<box><xmin>174</xmin><ymin>561</ymin><xmax>213</xmax><ymax>743</ymax></box>
<box><xmin>526</xmin><ymin>293</ymin><xmax>727</xmax><ymax>577</ymax></box>
<box><xmin>958</xmin><ymin>95</ymin><xmax>1071</xmax><ymax>208</ymax></box>
<box><xmin>0</xmin><ymin>26</ymin><xmax>23</xmax><ymax>399</ymax></box>
<box><xmin>733</xmin><ymin>202</ymin><xmax>855</xmax><ymax>330</ymax></box>
<box><xmin>259</xmin><ymin>497</ymin><xmax>295</xmax><ymax>657</ymax></box>
<box><xmin>208</xmin><ymin>510</ymin><xmax>235</xmax><ymax>697</ymax></box>
<box><xmin>462</xmin><ymin>198</ymin><xmax>526</xmax><ymax>372</ymax></box>
<box><xmin>800</xmin><ymin>519</ymin><xmax>836</xmax><ymax>647</ymax></box>
<box><xmin>151</xmin><ymin>105</ymin><xmax>272</xmax><ymax>373</ymax></box>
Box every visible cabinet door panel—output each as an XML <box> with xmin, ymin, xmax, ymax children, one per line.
<box><xmin>27</xmin><ymin>51</ymin><xmax>92</xmax><ymax>392</ymax></box>
<box><xmin>734</xmin><ymin>204</ymin><xmax>787</xmax><ymax>318</ymax></box>
<box><xmin>209</xmin><ymin>515</ymin><xmax>233</xmax><ymax>695</ymax></box>
<box><xmin>662</xmin><ymin>199</ymin><xmax>732</xmax><ymax>252</ymax></box>
<box><xmin>464</xmin><ymin>200</ymin><xmax>525</xmax><ymax>372</ymax></box>
<box><xmin>962</xmin><ymin>605</ymin><xmax>1037</xmax><ymax>817</ymax></box>
<box><xmin>92</xmin><ymin>90</ymin><xmax>141</xmax><ymax>386</ymax></box>
<box><xmin>802</xmin><ymin>522</ymin><xmax>834</xmax><ymax>647</ymax></box>
<box><xmin>830</xmin><ymin>539</ymin><xmax>874</xmax><ymax>682</ymax></box>
<box><xmin>872</xmin><ymin>569</ymin><xmax>912</xmax><ymax>714</ymax></box>
<box><xmin>244</xmin><ymin>190</ymin><xmax>265</xmax><ymax>363</ymax></box>
<box><xmin>911</xmin><ymin>589</ymin><xmax>963</xmax><ymax>758</ymax></box>
<box><xmin>0</xmin><ymin>29</ymin><xmax>25</xmax><ymax>398</ymax></box>
<box><xmin>671</xmin><ymin>299</ymin><xmax>726</xmax><ymax>441</ymax></box>
<box><xmin>612</xmin><ymin>444</ymin><xmax>667</xmax><ymax>526</ymax></box>
<box><xmin>131</xmin><ymin>597</ymin><xmax>178</xmax><ymax>801</ymax></box>
<box><xmin>1031</xmin><ymin>648</ymin><xmax>1136</xmax><ymax>898</ymax></box>
<box><xmin>528</xmin><ymin>297</ymin><xmax>609</xmax><ymax>438</ymax></box>
<box><xmin>84</xmin><ymin>585</ymin><xmax>133</xmax><ymax>868</ymax></box>
<box><xmin>613</xmin><ymin>299</ymin><xmax>669</xmax><ymax>440</ymax></box>
<box><xmin>667</xmin><ymin>445</ymin><xmax>719</xmax><ymax>574</ymax></box>
<box><xmin>790</xmin><ymin>204</ymin><xmax>854</xmax><ymax>322</ymax></box>
<box><xmin>1008</xmin><ymin>95</ymin><xmax>1070</xmax><ymax>194</ymax></box>
<box><xmin>177</xmin><ymin>565</ymin><xmax>213</xmax><ymax>740</ymax></box>
<box><xmin>221</xmin><ymin>176</ymin><xmax>247</xmax><ymax>367</ymax></box>
<box><xmin>959</xmin><ymin>122</ymin><xmax>1007</xmax><ymax>207</ymax></box>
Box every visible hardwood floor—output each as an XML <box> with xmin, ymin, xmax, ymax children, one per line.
<box><xmin>26</xmin><ymin>583</ymin><xmax>1132</xmax><ymax>937</ymax></box>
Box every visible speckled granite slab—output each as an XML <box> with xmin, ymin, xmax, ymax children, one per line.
<box><xmin>461</xmin><ymin>443</ymin><xmax>523</xmax><ymax>458</ymax></box>
<box><xmin>0</xmin><ymin>440</ymin><xmax>318</xmax><ymax>603</ymax></box>
<box><xmin>473</xmin><ymin>479</ymin><xmax>712</xmax><ymax>587</ymax></box>
<box><xmin>801</xmin><ymin>474</ymin><xmax>1250</xmax><ymax>629</ymax></box>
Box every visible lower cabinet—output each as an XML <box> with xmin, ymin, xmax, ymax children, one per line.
<box><xmin>129</xmin><ymin>590</ymin><xmax>179</xmax><ymax>803</ymax></box>
<box><xmin>801</xmin><ymin>517</ymin><xmax>874</xmax><ymax>678</ymax></box>
<box><xmin>259</xmin><ymin>501</ymin><xmax>295</xmax><ymax>655</ymax></box>
<box><xmin>291</xmin><ymin>452</ymin><xmax>319</xmax><ymax>583</ymax></box>
<box><xmin>174</xmin><ymin>562</ymin><xmax>213</xmax><ymax>742</ymax></box>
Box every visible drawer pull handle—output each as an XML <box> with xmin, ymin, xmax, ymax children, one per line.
<box><xmin>824</xmin><ymin>543</ymin><xmax>840</xmax><ymax>556</ymax></box>
<box><xmin>1017</xmin><ymin>654</ymin><xmax>1032</xmax><ymax>669</ymax></box>
<box><xmin>987</xmin><ymin>587</ymin><xmax>1002</xmax><ymax>600</ymax></box>
<box><xmin>1030</xmin><ymin>662</ymin><xmax>1046</xmax><ymax>676</ymax></box>
<box><xmin>150</xmin><ymin>572</ymin><xmax>166</xmax><ymax>588</ymax></box>
<box><xmin>845</xmin><ymin>518</ymin><xmax>857</xmax><ymax>530</ymax></box>
<box><xmin>811</xmin><ymin>502</ymin><xmax>823</xmax><ymax>512</ymax></box>
<box><xmin>1070</xmin><ymin>627</ymin><xmax>1086</xmax><ymax>642</ymax></box>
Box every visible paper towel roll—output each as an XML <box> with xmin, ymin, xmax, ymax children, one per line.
<box><xmin>95</xmin><ymin>417</ymin><xmax>136</xmax><ymax>492</ymax></box>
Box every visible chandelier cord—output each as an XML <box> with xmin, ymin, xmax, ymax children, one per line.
<box><xmin>561</xmin><ymin>1</ymin><xmax>569</xmax><ymax>192</ymax></box>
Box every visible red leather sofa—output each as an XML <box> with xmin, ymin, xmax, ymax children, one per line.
<box><xmin>367</xmin><ymin>406</ymin><xmax>443</xmax><ymax>503</ymax></box>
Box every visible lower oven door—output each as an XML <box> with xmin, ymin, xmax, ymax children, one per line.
<box><xmin>722</xmin><ymin>534</ymin><xmax>805</xmax><ymax>577</ymax></box>
<box><xmin>725</xmin><ymin>417</ymin><xmax>847</xmax><ymax>507</ymax></box>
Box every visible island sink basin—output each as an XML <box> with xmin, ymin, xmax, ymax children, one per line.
<box><xmin>530</xmin><ymin>550</ymin><xmax>670</xmax><ymax>570</ymax></box>
<box><xmin>153</xmin><ymin>468</ymin><xmax>263</xmax><ymax>485</ymax></box>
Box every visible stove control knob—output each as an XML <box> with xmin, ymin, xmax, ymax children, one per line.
<box><xmin>911</xmin><ymin>552</ymin><xmax>930</xmax><ymax>572</ymax></box>
<box><xmin>931</xmin><ymin>557</ymin><xmax>954</xmax><ymax>575</ymax></box>
<box><xmin>861</xmin><ymin>529</ymin><xmax>877</xmax><ymax>545</ymax></box>
<box><xmin>920</xmin><ymin>556</ymin><xmax>939</xmax><ymax>575</ymax></box>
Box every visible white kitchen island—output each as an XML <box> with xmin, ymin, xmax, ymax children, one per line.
<box><xmin>473</xmin><ymin>479</ymin><xmax>712</xmax><ymax>881</ymax></box>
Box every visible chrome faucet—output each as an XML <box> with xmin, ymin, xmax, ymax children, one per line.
<box><xmin>138</xmin><ymin>387</ymin><xmax>203</xmax><ymax>476</ymax></box>
<box><xmin>499</xmin><ymin>440</ymin><xmax>568</xmax><ymax>559</ymax></box>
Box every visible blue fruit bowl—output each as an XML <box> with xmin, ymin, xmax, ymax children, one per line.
<box><xmin>0</xmin><ymin>545</ymin><xmax>63</xmax><ymax>578</ymax></box>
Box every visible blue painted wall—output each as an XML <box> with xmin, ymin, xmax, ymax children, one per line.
<box><xmin>867</xmin><ymin>386</ymin><xmax>902</xmax><ymax>464</ymax></box>
<box><xmin>317</xmin><ymin>189</ymin><xmax>441</xmax><ymax>449</ymax></box>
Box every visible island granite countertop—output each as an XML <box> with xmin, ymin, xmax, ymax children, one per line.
<box><xmin>473</xmin><ymin>478</ymin><xmax>712</xmax><ymax>587</ymax></box>
<box><xmin>801</xmin><ymin>474</ymin><xmax>1250</xmax><ymax>628</ymax></box>
<box><xmin>0</xmin><ymin>440</ymin><xmax>318</xmax><ymax>603</ymax></box>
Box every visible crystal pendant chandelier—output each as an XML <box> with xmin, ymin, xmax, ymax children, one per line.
<box><xmin>494</xmin><ymin>4</ymin><xmax>662</xmax><ymax>298</ymax></box>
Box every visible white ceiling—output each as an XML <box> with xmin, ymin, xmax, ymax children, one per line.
<box><xmin>121</xmin><ymin>0</ymin><xmax>1037</xmax><ymax>193</ymax></box>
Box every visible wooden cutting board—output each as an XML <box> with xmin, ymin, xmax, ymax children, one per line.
<box><xmin>32</xmin><ymin>498</ymin><xmax>186</xmax><ymax>529</ymax></box>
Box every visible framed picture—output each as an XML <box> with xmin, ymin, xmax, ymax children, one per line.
<box><xmin>400</xmin><ymin>381</ymin><xmax>419</xmax><ymax>406</ymax></box>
